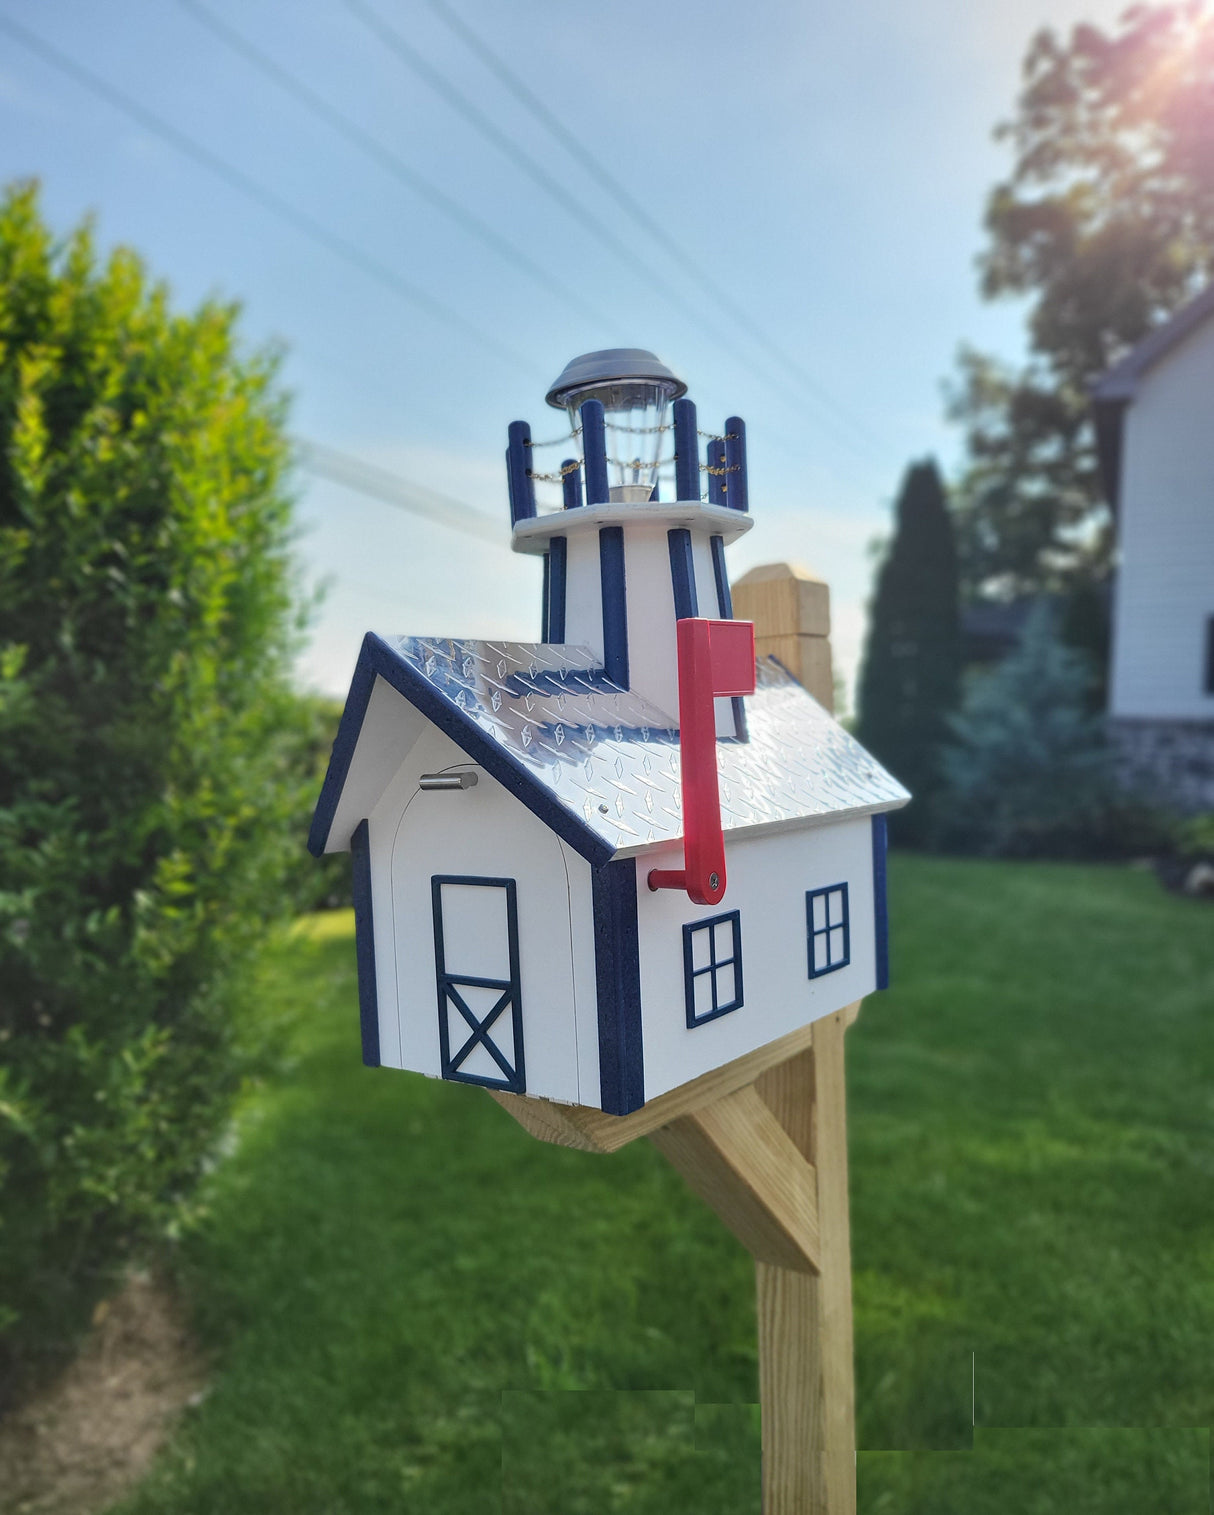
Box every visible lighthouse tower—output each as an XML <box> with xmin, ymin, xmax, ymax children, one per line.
<box><xmin>506</xmin><ymin>348</ymin><xmax>753</xmax><ymax>734</ymax></box>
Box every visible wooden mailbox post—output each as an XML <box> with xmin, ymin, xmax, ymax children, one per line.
<box><xmin>492</xmin><ymin>562</ymin><xmax>857</xmax><ymax>1515</ymax></box>
<box><xmin>309</xmin><ymin>353</ymin><xmax>908</xmax><ymax>1512</ymax></box>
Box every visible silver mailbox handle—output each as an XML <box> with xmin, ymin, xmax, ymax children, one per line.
<box><xmin>418</xmin><ymin>771</ymin><xmax>478</xmax><ymax>791</ymax></box>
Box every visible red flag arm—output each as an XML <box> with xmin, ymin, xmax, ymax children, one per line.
<box><xmin>647</xmin><ymin>618</ymin><xmax>756</xmax><ymax>906</ymax></box>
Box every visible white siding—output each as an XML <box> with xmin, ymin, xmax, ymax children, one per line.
<box><xmin>366</xmin><ymin>717</ymin><xmax>592</xmax><ymax>1105</ymax></box>
<box><xmin>1111</xmin><ymin>320</ymin><xmax>1214</xmax><ymax>719</ymax></box>
<box><xmin>634</xmin><ymin>817</ymin><xmax>877</xmax><ymax>1102</ymax></box>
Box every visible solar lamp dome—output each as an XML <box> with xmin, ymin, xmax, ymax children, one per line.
<box><xmin>546</xmin><ymin>349</ymin><xmax>686</xmax><ymax>501</ymax></box>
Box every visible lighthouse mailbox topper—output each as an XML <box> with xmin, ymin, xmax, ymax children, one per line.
<box><xmin>309</xmin><ymin>348</ymin><xmax>909</xmax><ymax>1118</ymax></box>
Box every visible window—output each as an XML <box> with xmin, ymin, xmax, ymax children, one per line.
<box><xmin>806</xmin><ymin>884</ymin><xmax>850</xmax><ymax>979</ymax></box>
<box><xmin>431</xmin><ymin>876</ymin><xmax>526</xmax><ymax>1093</ymax></box>
<box><xmin>683</xmin><ymin>910</ymin><xmax>744</xmax><ymax>1028</ymax></box>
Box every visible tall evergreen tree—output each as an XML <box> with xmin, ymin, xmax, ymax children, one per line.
<box><xmin>856</xmin><ymin>460</ymin><xmax>961</xmax><ymax>844</ymax></box>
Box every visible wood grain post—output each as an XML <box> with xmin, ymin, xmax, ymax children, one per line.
<box><xmin>755</xmin><ymin>1012</ymin><xmax>855</xmax><ymax>1514</ymax></box>
<box><xmin>489</xmin><ymin>562</ymin><xmax>858</xmax><ymax>1511</ymax></box>
<box><xmin>740</xmin><ymin>561</ymin><xmax>854</xmax><ymax>1511</ymax></box>
<box><xmin>732</xmin><ymin>562</ymin><xmax>834</xmax><ymax>711</ymax></box>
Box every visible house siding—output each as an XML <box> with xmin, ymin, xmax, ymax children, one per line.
<box><xmin>1110</xmin><ymin>318</ymin><xmax>1214</xmax><ymax>721</ymax></box>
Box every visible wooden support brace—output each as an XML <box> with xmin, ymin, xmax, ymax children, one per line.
<box><xmin>649</xmin><ymin>1085</ymin><xmax>821</xmax><ymax>1274</ymax></box>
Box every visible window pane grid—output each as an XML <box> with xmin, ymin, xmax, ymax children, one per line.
<box><xmin>806</xmin><ymin>883</ymin><xmax>850</xmax><ymax>979</ymax></box>
<box><xmin>683</xmin><ymin>910</ymin><xmax>744</xmax><ymax>1028</ymax></box>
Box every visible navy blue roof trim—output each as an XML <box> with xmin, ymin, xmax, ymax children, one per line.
<box><xmin>308</xmin><ymin>632</ymin><xmax>615</xmax><ymax>867</ymax></box>
<box><xmin>592</xmin><ymin>858</ymin><xmax>645</xmax><ymax>1115</ymax></box>
<box><xmin>350</xmin><ymin>819</ymin><xmax>381</xmax><ymax>1067</ymax></box>
<box><xmin>309</xmin><ymin>639</ymin><xmax>381</xmax><ymax>857</ymax></box>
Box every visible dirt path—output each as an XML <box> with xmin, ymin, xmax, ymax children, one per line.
<box><xmin>0</xmin><ymin>1272</ymin><xmax>206</xmax><ymax>1515</ymax></box>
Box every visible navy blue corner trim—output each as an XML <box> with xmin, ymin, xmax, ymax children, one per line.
<box><xmin>599</xmin><ymin>526</ymin><xmax>629</xmax><ymax>689</ymax></box>
<box><xmin>710</xmin><ymin>535</ymin><xmax>733</xmax><ymax>618</ymax></box>
<box><xmin>350</xmin><ymin>819</ymin><xmax>381</xmax><ymax>1067</ymax></box>
<box><xmin>668</xmin><ymin>528</ymin><xmax>698</xmax><ymax>619</ymax></box>
<box><xmin>308</xmin><ymin>632</ymin><xmax>615</xmax><ymax>868</ymax></box>
<box><xmin>541</xmin><ymin>551</ymin><xmax>550</xmax><ymax>643</ymax></box>
<box><xmin>592</xmin><ymin>859</ymin><xmax>644</xmax><ymax>1115</ymax></box>
<box><xmin>548</xmin><ymin>535</ymin><xmax>568</xmax><ymax>643</ymax></box>
<box><xmin>872</xmin><ymin>813</ymin><xmax>889</xmax><ymax>990</ymax></box>
<box><xmin>432</xmin><ymin>875</ymin><xmax>526</xmax><ymax>1093</ymax></box>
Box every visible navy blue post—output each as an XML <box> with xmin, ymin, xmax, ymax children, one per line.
<box><xmin>561</xmin><ymin>458</ymin><xmax>582</xmax><ymax>510</ymax></box>
<box><xmin>507</xmin><ymin>420</ymin><xmax>535</xmax><ymax>524</ymax></box>
<box><xmin>581</xmin><ymin>399</ymin><xmax>609</xmax><ymax>505</ymax></box>
<box><xmin>707</xmin><ymin>435</ymin><xmax>726</xmax><ymax>506</ymax></box>
<box><xmin>547</xmin><ymin>535</ymin><xmax>568</xmax><ymax>642</ymax></box>
<box><xmin>673</xmin><ymin>397</ymin><xmax>699</xmax><ymax>501</ymax></box>
<box><xmin>724</xmin><ymin>416</ymin><xmax>748</xmax><ymax>512</ymax></box>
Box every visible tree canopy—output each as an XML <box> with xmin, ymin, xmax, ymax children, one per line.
<box><xmin>951</xmin><ymin>1</ymin><xmax>1214</xmax><ymax>599</ymax></box>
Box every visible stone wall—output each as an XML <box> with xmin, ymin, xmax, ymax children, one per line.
<box><xmin>1110</xmin><ymin>719</ymin><xmax>1214</xmax><ymax>813</ymax></box>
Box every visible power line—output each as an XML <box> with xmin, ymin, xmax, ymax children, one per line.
<box><xmin>177</xmin><ymin>0</ymin><xmax>598</xmax><ymax>326</ymax></box>
<box><xmin>0</xmin><ymin>12</ymin><xmax>533</xmax><ymax>376</ymax></box>
<box><xmin>296</xmin><ymin>438</ymin><xmax>506</xmax><ymax>544</ymax></box>
<box><xmin>422</xmin><ymin>0</ymin><xmax>884</xmax><ymax>453</ymax></box>
<box><xmin>341</xmin><ymin>0</ymin><xmax>880</xmax><ymax>465</ymax></box>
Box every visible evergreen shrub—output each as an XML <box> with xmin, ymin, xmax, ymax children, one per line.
<box><xmin>936</xmin><ymin>606</ymin><xmax>1164</xmax><ymax>857</ymax></box>
<box><xmin>856</xmin><ymin>460</ymin><xmax>960</xmax><ymax>845</ymax></box>
<box><xmin>0</xmin><ymin>183</ymin><xmax>313</xmax><ymax>1382</ymax></box>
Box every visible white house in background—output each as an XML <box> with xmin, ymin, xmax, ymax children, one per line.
<box><xmin>1092</xmin><ymin>287</ymin><xmax>1214</xmax><ymax>810</ymax></box>
<box><xmin>310</xmin><ymin>350</ymin><xmax>908</xmax><ymax>1116</ymax></box>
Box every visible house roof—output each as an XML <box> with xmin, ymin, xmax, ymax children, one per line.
<box><xmin>310</xmin><ymin>633</ymin><xmax>909</xmax><ymax>866</ymax></box>
<box><xmin>1091</xmin><ymin>282</ymin><xmax>1214</xmax><ymax>510</ymax></box>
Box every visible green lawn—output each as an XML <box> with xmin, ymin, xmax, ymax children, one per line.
<box><xmin>114</xmin><ymin>857</ymin><xmax>1214</xmax><ymax>1513</ymax></box>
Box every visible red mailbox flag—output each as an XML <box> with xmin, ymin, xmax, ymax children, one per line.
<box><xmin>647</xmin><ymin>618</ymin><xmax>756</xmax><ymax>906</ymax></box>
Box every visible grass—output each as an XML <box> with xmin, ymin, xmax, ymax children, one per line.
<box><xmin>112</xmin><ymin>857</ymin><xmax>1214</xmax><ymax>1513</ymax></box>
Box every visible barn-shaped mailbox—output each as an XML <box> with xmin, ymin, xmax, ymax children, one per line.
<box><xmin>310</xmin><ymin>350</ymin><xmax>909</xmax><ymax>1117</ymax></box>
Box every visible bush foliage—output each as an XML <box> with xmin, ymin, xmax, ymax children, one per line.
<box><xmin>935</xmin><ymin>606</ymin><xmax>1162</xmax><ymax>858</ymax></box>
<box><xmin>0</xmin><ymin>183</ymin><xmax>314</xmax><ymax>1379</ymax></box>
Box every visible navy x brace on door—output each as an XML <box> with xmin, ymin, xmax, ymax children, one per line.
<box><xmin>431</xmin><ymin>876</ymin><xmax>526</xmax><ymax>1094</ymax></box>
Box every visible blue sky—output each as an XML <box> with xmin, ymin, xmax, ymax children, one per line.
<box><xmin>0</xmin><ymin>0</ymin><xmax>1127</xmax><ymax>701</ymax></box>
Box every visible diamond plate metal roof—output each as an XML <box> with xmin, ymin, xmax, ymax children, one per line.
<box><xmin>310</xmin><ymin>634</ymin><xmax>909</xmax><ymax>863</ymax></box>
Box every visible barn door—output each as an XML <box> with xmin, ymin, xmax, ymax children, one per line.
<box><xmin>388</xmin><ymin>766</ymin><xmax>580</xmax><ymax>1103</ymax></box>
<box><xmin>431</xmin><ymin>876</ymin><xmax>524</xmax><ymax>1093</ymax></box>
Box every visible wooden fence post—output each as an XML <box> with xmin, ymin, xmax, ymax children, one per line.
<box><xmin>732</xmin><ymin>562</ymin><xmax>834</xmax><ymax>712</ymax></box>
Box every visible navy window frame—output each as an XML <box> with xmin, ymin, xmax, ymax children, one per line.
<box><xmin>806</xmin><ymin>883</ymin><xmax>850</xmax><ymax>979</ymax></box>
<box><xmin>683</xmin><ymin>910</ymin><xmax>744</xmax><ymax>1028</ymax></box>
<box><xmin>432</xmin><ymin>875</ymin><xmax>526</xmax><ymax>1093</ymax></box>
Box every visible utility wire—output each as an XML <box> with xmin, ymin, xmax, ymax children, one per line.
<box><xmin>177</xmin><ymin>0</ymin><xmax>596</xmax><ymax>325</ymax></box>
<box><xmin>341</xmin><ymin>0</ymin><xmax>879</xmax><ymax>465</ymax></box>
<box><xmin>0</xmin><ymin>13</ymin><xmax>532</xmax><ymax>375</ymax></box>
<box><xmin>297</xmin><ymin>438</ymin><xmax>505</xmax><ymax>544</ymax></box>
<box><xmin>421</xmin><ymin>0</ymin><xmax>884</xmax><ymax>453</ymax></box>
